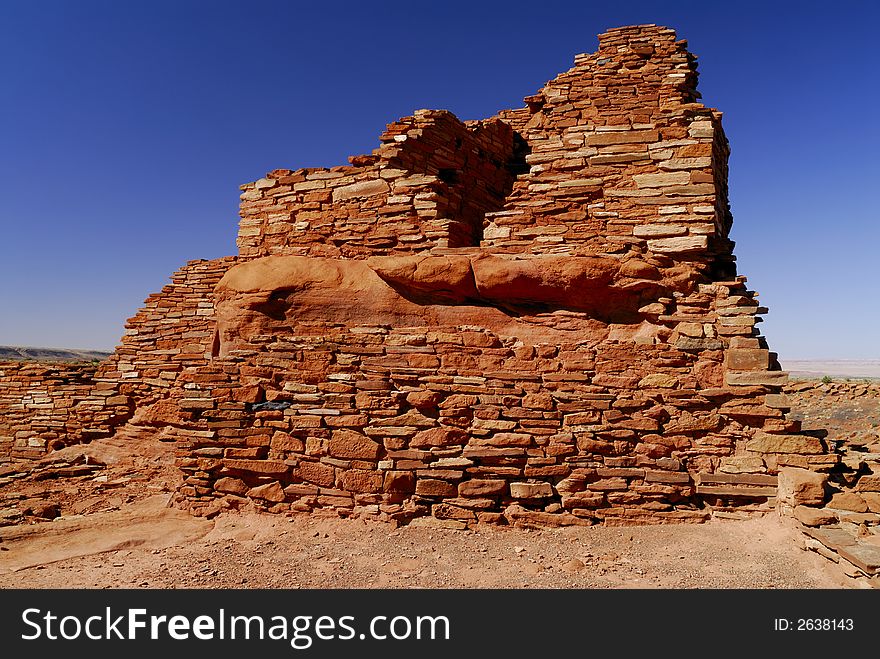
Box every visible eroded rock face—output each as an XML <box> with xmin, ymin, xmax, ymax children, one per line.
<box><xmin>214</xmin><ymin>251</ymin><xmax>676</xmax><ymax>357</ymax></box>
<box><xmin>0</xmin><ymin>24</ymin><xmax>835</xmax><ymax>528</ymax></box>
<box><xmin>213</xmin><ymin>255</ymin><xmax>624</xmax><ymax>356</ymax></box>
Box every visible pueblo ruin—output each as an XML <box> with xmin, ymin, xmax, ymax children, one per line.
<box><xmin>0</xmin><ymin>25</ymin><xmax>842</xmax><ymax>528</ymax></box>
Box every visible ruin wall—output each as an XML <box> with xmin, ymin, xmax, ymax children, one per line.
<box><xmin>0</xmin><ymin>361</ymin><xmax>104</xmax><ymax>460</ymax></box>
<box><xmin>236</xmin><ymin>111</ymin><xmax>516</xmax><ymax>259</ymax></box>
<box><xmin>0</xmin><ymin>25</ymin><xmax>839</xmax><ymax>527</ymax></box>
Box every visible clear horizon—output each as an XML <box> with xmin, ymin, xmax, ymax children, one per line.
<box><xmin>1</xmin><ymin>1</ymin><xmax>878</xmax><ymax>360</ymax></box>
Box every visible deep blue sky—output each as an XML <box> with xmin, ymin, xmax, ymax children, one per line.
<box><xmin>1</xmin><ymin>1</ymin><xmax>877</xmax><ymax>360</ymax></box>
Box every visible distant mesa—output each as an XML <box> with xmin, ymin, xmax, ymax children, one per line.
<box><xmin>0</xmin><ymin>346</ymin><xmax>111</xmax><ymax>362</ymax></box>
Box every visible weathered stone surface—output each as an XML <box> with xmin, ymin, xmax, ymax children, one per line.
<box><xmin>247</xmin><ymin>481</ymin><xmax>285</xmax><ymax>502</ymax></box>
<box><xmin>718</xmin><ymin>456</ymin><xmax>765</xmax><ymax>474</ymax></box>
<box><xmin>297</xmin><ymin>460</ymin><xmax>335</xmax><ymax>487</ymax></box>
<box><xmin>837</xmin><ymin>543</ymin><xmax>880</xmax><ymax>575</ymax></box>
<box><xmin>698</xmin><ymin>472</ymin><xmax>776</xmax><ymax>486</ymax></box>
<box><xmin>764</xmin><ymin>394</ymin><xmax>791</xmax><ymax>409</ymax></box>
<box><xmin>804</xmin><ymin>527</ymin><xmax>857</xmax><ymax>551</ymax></box>
<box><xmin>0</xmin><ymin>24</ymin><xmax>831</xmax><ymax>530</ymax></box>
<box><xmin>410</xmin><ymin>427</ymin><xmax>467</xmax><ymax>448</ymax></box>
<box><xmin>793</xmin><ymin>505</ymin><xmax>837</xmax><ymax>527</ymax></box>
<box><xmin>415</xmin><ymin>479</ymin><xmax>458</xmax><ymax>497</ymax></box>
<box><xmin>726</xmin><ymin>371</ymin><xmax>789</xmax><ymax>386</ymax></box>
<box><xmin>331</xmin><ymin>179</ymin><xmax>389</xmax><ymax>202</ymax></box>
<box><xmin>328</xmin><ymin>431</ymin><xmax>382</xmax><ymax>460</ymax></box>
<box><xmin>222</xmin><ymin>459</ymin><xmax>289</xmax><ymax>475</ymax></box>
<box><xmin>862</xmin><ymin>492</ymin><xmax>880</xmax><ymax>514</ymax></box>
<box><xmin>383</xmin><ymin>470</ymin><xmax>415</xmax><ymax>493</ymax></box>
<box><xmin>828</xmin><ymin>492</ymin><xmax>868</xmax><ymax>513</ymax></box>
<box><xmin>855</xmin><ymin>476</ymin><xmax>880</xmax><ymax>492</ymax></box>
<box><xmin>778</xmin><ymin>468</ymin><xmax>827</xmax><ymax>506</ymax></box>
<box><xmin>638</xmin><ymin>373</ymin><xmax>678</xmax><ymax>388</ymax></box>
<box><xmin>585</xmin><ymin>129</ymin><xmax>659</xmax><ymax>146</ymax></box>
<box><xmin>746</xmin><ymin>432</ymin><xmax>824</xmax><ymax>455</ymax></box>
<box><xmin>341</xmin><ymin>470</ymin><xmax>383</xmax><ymax>493</ymax></box>
<box><xmin>510</xmin><ymin>482</ymin><xmax>554</xmax><ymax>499</ymax></box>
<box><xmin>459</xmin><ymin>479</ymin><xmax>507</xmax><ymax>497</ymax></box>
<box><xmin>270</xmin><ymin>431</ymin><xmax>304</xmax><ymax>453</ymax></box>
<box><xmin>646</xmin><ymin>236</ymin><xmax>708</xmax><ymax>254</ymax></box>
<box><xmin>503</xmin><ymin>504</ymin><xmax>593</xmax><ymax>528</ymax></box>
<box><xmin>658</xmin><ymin>157</ymin><xmax>711</xmax><ymax>170</ymax></box>
<box><xmin>368</xmin><ymin>254</ymin><xmax>478</xmax><ymax>303</ymax></box>
<box><xmin>215</xmin><ymin>477</ymin><xmax>249</xmax><ymax>496</ymax></box>
<box><xmin>632</xmin><ymin>224</ymin><xmax>688</xmax><ymax>238</ymax></box>
<box><xmin>633</xmin><ymin>172</ymin><xmax>691</xmax><ymax>188</ymax></box>
<box><xmin>726</xmin><ymin>348</ymin><xmax>770</xmax><ymax>371</ymax></box>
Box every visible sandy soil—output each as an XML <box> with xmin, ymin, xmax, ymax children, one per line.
<box><xmin>0</xmin><ymin>495</ymin><xmax>841</xmax><ymax>589</ymax></box>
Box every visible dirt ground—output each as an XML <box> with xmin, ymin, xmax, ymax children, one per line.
<box><xmin>3</xmin><ymin>373</ymin><xmax>877</xmax><ymax>590</ymax></box>
<box><xmin>0</xmin><ymin>495</ymin><xmax>841</xmax><ymax>589</ymax></box>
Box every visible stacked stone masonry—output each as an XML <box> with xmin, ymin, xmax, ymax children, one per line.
<box><xmin>0</xmin><ymin>24</ymin><xmax>839</xmax><ymax>528</ymax></box>
<box><xmin>0</xmin><ymin>361</ymin><xmax>111</xmax><ymax>459</ymax></box>
<box><xmin>778</xmin><ymin>380</ymin><xmax>880</xmax><ymax>588</ymax></box>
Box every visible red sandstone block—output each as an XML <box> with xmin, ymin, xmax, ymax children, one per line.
<box><xmin>523</xmin><ymin>465</ymin><xmax>569</xmax><ymax>478</ymax></box>
<box><xmin>725</xmin><ymin>348</ymin><xmax>770</xmax><ymax>371</ymax></box>
<box><xmin>415</xmin><ymin>479</ymin><xmax>457</xmax><ymax>497</ymax></box>
<box><xmin>284</xmin><ymin>483</ymin><xmax>319</xmax><ymax>497</ymax></box>
<box><xmin>417</xmin><ymin>468</ymin><xmax>464</xmax><ymax>480</ymax></box>
<box><xmin>855</xmin><ymin>476</ymin><xmax>880</xmax><ymax>493</ymax></box>
<box><xmin>297</xmin><ymin>460</ymin><xmax>335</xmax><ymax>487</ymax></box>
<box><xmin>509</xmin><ymin>482</ymin><xmax>553</xmax><ymax>498</ymax></box>
<box><xmin>222</xmin><ymin>459</ymin><xmax>288</xmax><ymax>476</ymax></box>
<box><xmin>587</xmin><ymin>478</ymin><xmax>629</xmax><ymax>491</ymax></box>
<box><xmin>328</xmin><ymin>430</ymin><xmax>382</xmax><ymax>459</ymax></box>
<box><xmin>585</xmin><ymin>129</ymin><xmax>659</xmax><ymax>146</ymax></box>
<box><xmin>270</xmin><ymin>431</ymin><xmax>304</xmax><ymax>453</ymax></box>
<box><xmin>644</xmin><ymin>470</ymin><xmax>691</xmax><ymax>484</ymax></box>
<box><xmin>563</xmin><ymin>411</ymin><xmax>602</xmax><ymax>425</ymax></box>
<box><xmin>232</xmin><ymin>386</ymin><xmax>263</xmax><ymax>403</ymax></box>
<box><xmin>245</xmin><ymin>433</ymin><xmax>272</xmax><ymax>447</ymax></box>
<box><xmin>324</xmin><ymin>414</ymin><xmax>368</xmax><ymax>428</ymax></box>
<box><xmin>521</xmin><ymin>393</ymin><xmax>555</xmax><ymax>410</ymax></box>
<box><xmin>431</xmin><ymin>503</ymin><xmax>477</xmax><ymax>521</ymax></box>
<box><xmin>224</xmin><ymin>447</ymin><xmax>263</xmax><ymax>459</ymax></box>
<box><xmin>405</xmin><ymin>391</ymin><xmax>441</xmax><ymax>409</ymax></box>
<box><xmin>215</xmin><ymin>477</ymin><xmax>248</xmax><ymax>496</ymax></box>
<box><xmin>561</xmin><ymin>493</ymin><xmax>605</xmax><ymax>509</ymax></box>
<box><xmin>458</xmin><ymin>479</ymin><xmax>507</xmax><ymax>497</ymax></box>
<box><xmin>441</xmin><ymin>394</ymin><xmax>480</xmax><ymax>408</ymax></box>
<box><xmin>396</xmin><ymin>459</ymin><xmax>432</xmax><ymax>470</ymax></box>
<box><xmin>482</xmin><ymin>432</ymin><xmax>532</xmax><ymax>447</ymax></box>
<box><xmin>410</xmin><ymin>427</ymin><xmax>467</xmax><ymax>448</ymax></box>
<box><xmin>248</xmin><ymin>482</ymin><xmax>286</xmax><ymax>503</ymax></box>
<box><xmin>614</xmin><ymin>417</ymin><xmax>661</xmax><ymax>431</ymax></box>
<box><xmin>341</xmin><ymin>470</ymin><xmax>384</xmax><ymax>493</ymax></box>
<box><xmin>383</xmin><ymin>470</ymin><xmax>415</xmax><ymax>493</ymax></box>
<box><xmin>576</xmin><ymin>437</ymin><xmax>616</xmax><ymax>454</ymax></box>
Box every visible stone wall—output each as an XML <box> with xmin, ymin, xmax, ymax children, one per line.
<box><xmin>0</xmin><ymin>257</ymin><xmax>235</xmax><ymax>463</ymax></box>
<box><xmin>97</xmin><ymin>257</ymin><xmax>238</xmax><ymax>406</ymax></box>
<box><xmin>0</xmin><ymin>24</ymin><xmax>837</xmax><ymax>528</ymax></box>
<box><xmin>153</xmin><ymin>24</ymin><xmax>834</xmax><ymax>524</ymax></box>
<box><xmin>0</xmin><ymin>361</ymin><xmax>106</xmax><ymax>460</ymax></box>
<box><xmin>489</xmin><ymin>25</ymin><xmax>732</xmax><ymax>273</ymax></box>
<box><xmin>236</xmin><ymin>111</ymin><xmax>517</xmax><ymax>259</ymax></box>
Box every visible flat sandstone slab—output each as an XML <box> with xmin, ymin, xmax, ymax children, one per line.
<box><xmin>0</xmin><ymin>495</ymin><xmax>213</xmax><ymax>573</ymax></box>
